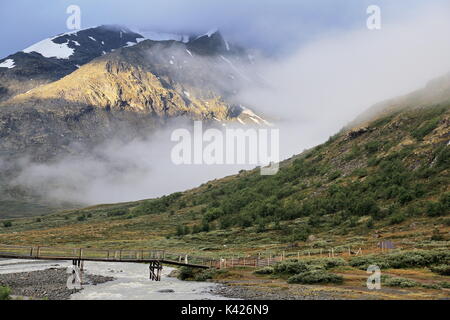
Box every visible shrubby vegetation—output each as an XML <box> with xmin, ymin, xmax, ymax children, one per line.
<box><xmin>189</xmin><ymin>145</ymin><xmax>448</xmax><ymax>232</ymax></box>
<box><xmin>2</xmin><ymin>221</ymin><xmax>12</xmax><ymax>228</ymax></box>
<box><xmin>381</xmin><ymin>275</ymin><xmax>445</xmax><ymax>289</ymax></box>
<box><xmin>254</xmin><ymin>258</ymin><xmax>346</xmax><ymax>285</ymax></box>
<box><xmin>382</xmin><ymin>276</ymin><xmax>421</xmax><ymax>288</ymax></box>
<box><xmin>133</xmin><ymin>192</ymin><xmax>183</xmax><ymax>215</ymax></box>
<box><xmin>167</xmin><ymin>104</ymin><xmax>449</xmax><ymax>234</ymax></box>
<box><xmin>106</xmin><ymin>209</ymin><xmax>128</xmax><ymax>217</ymax></box>
<box><xmin>412</xmin><ymin>118</ymin><xmax>440</xmax><ymax>140</ymax></box>
<box><xmin>271</xmin><ymin>258</ymin><xmax>347</xmax><ymax>276</ymax></box>
<box><xmin>253</xmin><ymin>266</ymin><xmax>274</xmax><ymax>275</ymax></box>
<box><xmin>350</xmin><ymin>249</ymin><xmax>449</xmax><ymax>270</ymax></box>
<box><xmin>177</xmin><ymin>266</ymin><xmax>226</xmax><ymax>281</ymax></box>
<box><xmin>0</xmin><ymin>286</ymin><xmax>10</xmax><ymax>300</ymax></box>
<box><xmin>177</xmin><ymin>266</ymin><xmax>196</xmax><ymax>280</ymax></box>
<box><xmin>287</xmin><ymin>270</ymin><xmax>343</xmax><ymax>284</ymax></box>
<box><xmin>429</xmin><ymin>264</ymin><xmax>450</xmax><ymax>276</ymax></box>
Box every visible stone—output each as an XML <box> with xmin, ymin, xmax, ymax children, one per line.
<box><xmin>157</xmin><ymin>289</ymin><xmax>175</xmax><ymax>293</ymax></box>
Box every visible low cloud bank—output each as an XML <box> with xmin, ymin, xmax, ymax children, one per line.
<box><xmin>5</xmin><ymin>3</ymin><xmax>450</xmax><ymax>205</ymax></box>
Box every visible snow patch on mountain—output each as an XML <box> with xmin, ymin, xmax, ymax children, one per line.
<box><xmin>0</xmin><ymin>59</ymin><xmax>15</xmax><ymax>69</ymax></box>
<box><xmin>196</xmin><ymin>28</ymin><xmax>219</xmax><ymax>39</ymax></box>
<box><xmin>125</xmin><ymin>38</ymin><xmax>145</xmax><ymax>47</ymax></box>
<box><xmin>23</xmin><ymin>38</ymin><xmax>75</xmax><ymax>59</ymax></box>
<box><xmin>239</xmin><ymin>106</ymin><xmax>272</xmax><ymax>126</ymax></box>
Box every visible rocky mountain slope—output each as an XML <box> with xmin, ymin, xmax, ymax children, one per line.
<box><xmin>0</xmin><ymin>25</ymin><xmax>265</xmax><ymax>161</ymax></box>
<box><xmin>0</xmin><ymin>25</ymin><xmax>268</xmax><ymax>217</ymax></box>
<box><xmin>0</xmin><ymin>25</ymin><xmax>144</xmax><ymax>102</ymax></box>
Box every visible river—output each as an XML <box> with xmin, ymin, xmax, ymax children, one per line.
<box><xmin>0</xmin><ymin>259</ymin><xmax>232</xmax><ymax>300</ymax></box>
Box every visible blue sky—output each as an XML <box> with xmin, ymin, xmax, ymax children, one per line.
<box><xmin>0</xmin><ymin>0</ymin><xmax>447</xmax><ymax>57</ymax></box>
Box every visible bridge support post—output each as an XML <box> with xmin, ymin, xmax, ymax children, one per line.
<box><xmin>72</xmin><ymin>259</ymin><xmax>83</xmax><ymax>286</ymax></box>
<box><xmin>149</xmin><ymin>261</ymin><xmax>162</xmax><ymax>281</ymax></box>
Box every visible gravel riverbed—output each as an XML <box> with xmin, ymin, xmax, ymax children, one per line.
<box><xmin>212</xmin><ymin>281</ymin><xmax>347</xmax><ymax>300</ymax></box>
<box><xmin>0</xmin><ymin>267</ymin><xmax>115</xmax><ymax>300</ymax></box>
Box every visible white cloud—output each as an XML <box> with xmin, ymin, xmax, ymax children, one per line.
<box><xmin>238</xmin><ymin>4</ymin><xmax>450</xmax><ymax>158</ymax></box>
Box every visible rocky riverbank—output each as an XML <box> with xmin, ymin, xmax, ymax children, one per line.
<box><xmin>0</xmin><ymin>267</ymin><xmax>115</xmax><ymax>300</ymax></box>
<box><xmin>211</xmin><ymin>280</ymin><xmax>349</xmax><ymax>300</ymax></box>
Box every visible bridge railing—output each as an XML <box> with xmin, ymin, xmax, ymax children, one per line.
<box><xmin>163</xmin><ymin>251</ymin><xmax>216</xmax><ymax>267</ymax></box>
<box><xmin>0</xmin><ymin>244</ymin><xmax>214</xmax><ymax>267</ymax></box>
<box><xmin>0</xmin><ymin>244</ymin><xmax>33</xmax><ymax>257</ymax></box>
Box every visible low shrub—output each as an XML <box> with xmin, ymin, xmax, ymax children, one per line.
<box><xmin>387</xmin><ymin>250</ymin><xmax>449</xmax><ymax>268</ymax></box>
<box><xmin>430</xmin><ymin>264</ymin><xmax>450</xmax><ymax>276</ymax></box>
<box><xmin>253</xmin><ymin>267</ymin><xmax>274</xmax><ymax>275</ymax></box>
<box><xmin>194</xmin><ymin>269</ymin><xmax>219</xmax><ymax>281</ymax></box>
<box><xmin>287</xmin><ymin>270</ymin><xmax>343</xmax><ymax>284</ymax></box>
<box><xmin>107</xmin><ymin>209</ymin><xmax>127</xmax><ymax>217</ymax></box>
<box><xmin>0</xmin><ymin>286</ymin><xmax>10</xmax><ymax>300</ymax></box>
<box><xmin>422</xmin><ymin>283</ymin><xmax>441</xmax><ymax>290</ymax></box>
<box><xmin>383</xmin><ymin>277</ymin><xmax>421</xmax><ymax>288</ymax></box>
<box><xmin>2</xmin><ymin>221</ymin><xmax>12</xmax><ymax>228</ymax></box>
<box><xmin>178</xmin><ymin>267</ymin><xmax>225</xmax><ymax>281</ymax></box>
<box><xmin>389</xmin><ymin>213</ymin><xmax>406</xmax><ymax>225</ymax></box>
<box><xmin>412</xmin><ymin>118</ymin><xmax>440</xmax><ymax>140</ymax></box>
<box><xmin>313</xmin><ymin>258</ymin><xmax>347</xmax><ymax>269</ymax></box>
<box><xmin>349</xmin><ymin>255</ymin><xmax>390</xmax><ymax>270</ymax></box>
<box><xmin>273</xmin><ymin>261</ymin><xmax>313</xmax><ymax>275</ymax></box>
<box><xmin>177</xmin><ymin>267</ymin><xmax>196</xmax><ymax>280</ymax></box>
<box><xmin>272</xmin><ymin>258</ymin><xmax>348</xmax><ymax>278</ymax></box>
<box><xmin>350</xmin><ymin>250</ymin><xmax>450</xmax><ymax>270</ymax></box>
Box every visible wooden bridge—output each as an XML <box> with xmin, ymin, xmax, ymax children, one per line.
<box><xmin>0</xmin><ymin>244</ymin><xmax>213</xmax><ymax>281</ymax></box>
<box><xmin>0</xmin><ymin>245</ymin><xmax>306</xmax><ymax>281</ymax></box>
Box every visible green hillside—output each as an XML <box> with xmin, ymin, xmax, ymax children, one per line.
<box><xmin>0</xmin><ymin>84</ymin><xmax>448</xmax><ymax>256</ymax></box>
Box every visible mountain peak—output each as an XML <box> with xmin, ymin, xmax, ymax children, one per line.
<box><xmin>187</xmin><ymin>28</ymin><xmax>230</xmax><ymax>55</ymax></box>
<box><xmin>195</xmin><ymin>28</ymin><xmax>220</xmax><ymax>39</ymax></box>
